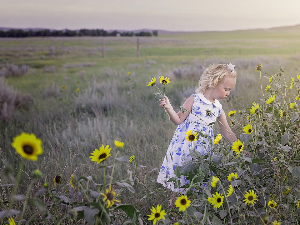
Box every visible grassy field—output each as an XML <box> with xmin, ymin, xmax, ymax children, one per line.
<box><xmin>1</xmin><ymin>25</ymin><xmax>300</xmax><ymax>223</ymax></box>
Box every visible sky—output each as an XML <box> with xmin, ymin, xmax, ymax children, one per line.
<box><xmin>1</xmin><ymin>0</ymin><xmax>300</xmax><ymax>32</ymax></box>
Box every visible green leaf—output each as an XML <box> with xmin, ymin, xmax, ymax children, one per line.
<box><xmin>266</xmin><ymin>107</ymin><xmax>273</xmax><ymax>113</ymax></box>
<box><xmin>292</xmin><ymin>166</ymin><xmax>300</xmax><ymax>180</ymax></box>
<box><xmin>240</xmin><ymin>133</ymin><xmax>252</xmax><ymax>144</ymax></box>
<box><xmin>115</xmin><ymin>204</ymin><xmax>139</xmax><ymax>224</ymax></box>
<box><xmin>84</xmin><ymin>207</ymin><xmax>100</xmax><ymax>225</ymax></box>
<box><xmin>0</xmin><ymin>209</ymin><xmax>21</xmax><ymax>219</ymax></box>
<box><xmin>90</xmin><ymin>190</ymin><xmax>100</xmax><ymax>199</ymax></box>
<box><xmin>59</xmin><ymin>195</ymin><xmax>73</xmax><ymax>204</ymax></box>
<box><xmin>179</xmin><ymin>162</ymin><xmax>199</xmax><ymax>174</ymax></box>
<box><xmin>115</xmin><ymin>181</ymin><xmax>135</xmax><ymax>193</ymax></box>
<box><xmin>281</xmin><ymin>133</ymin><xmax>289</xmax><ymax>145</ymax></box>
<box><xmin>89</xmin><ymin>202</ymin><xmax>110</xmax><ymax>223</ymax></box>
<box><xmin>116</xmin><ymin>155</ymin><xmax>130</xmax><ymax>162</ymax></box>
<box><xmin>28</xmin><ymin>198</ymin><xmax>47</xmax><ymax>212</ymax></box>
<box><xmin>211</xmin><ymin>215</ymin><xmax>223</xmax><ymax>225</ymax></box>
<box><xmin>291</xmin><ymin>114</ymin><xmax>299</xmax><ymax>123</ymax></box>
<box><xmin>189</xmin><ymin>150</ymin><xmax>203</xmax><ymax>159</ymax></box>
<box><xmin>219</xmin><ymin>210</ymin><xmax>227</xmax><ymax>219</ymax></box>
<box><xmin>211</xmin><ymin>155</ymin><xmax>222</xmax><ymax>165</ymax></box>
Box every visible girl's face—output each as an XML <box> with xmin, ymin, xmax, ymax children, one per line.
<box><xmin>213</xmin><ymin>75</ymin><xmax>236</xmax><ymax>100</ymax></box>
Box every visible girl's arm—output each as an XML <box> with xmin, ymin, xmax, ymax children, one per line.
<box><xmin>159</xmin><ymin>95</ymin><xmax>194</xmax><ymax>125</ymax></box>
<box><xmin>217</xmin><ymin>110</ymin><xmax>238</xmax><ymax>144</ymax></box>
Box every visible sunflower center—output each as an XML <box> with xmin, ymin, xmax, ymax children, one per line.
<box><xmin>55</xmin><ymin>175</ymin><xmax>61</xmax><ymax>183</ymax></box>
<box><xmin>23</xmin><ymin>145</ymin><xmax>34</xmax><ymax>155</ymax></box>
<box><xmin>162</xmin><ymin>80</ymin><xmax>167</xmax><ymax>84</ymax></box>
<box><xmin>155</xmin><ymin>213</ymin><xmax>160</xmax><ymax>218</ymax></box>
<box><xmin>99</xmin><ymin>153</ymin><xmax>107</xmax><ymax>159</ymax></box>
<box><xmin>238</xmin><ymin>145</ymin><xmax>242</xmax><ymax>150</ymax></box>
<box><xmin>107</xmin><ymin>192</ymin><xmax>114</xmax><ymax>201</ymax></box>
<box><xmin>189</xmin><ymin>135</ymin><xmax>195</xmax><ymax>141</ymax></box>
<box><xmin>248</xmin><ymin>196</ymin><xmax>253</xmax><ymax>201</ymax></box>
<box><xmin>248</xmin><ymin>129</ymin><xmax>252</xmax><ymax>133</ymax></box>
<box><xmin>270</xmin><ymin>203</ymin><xmax>274</xmax><ymax>207</ymax></box>
<box><xmin>217</xmin><ymin>198</ymin><xmax>222</xmax><ymax>203</ymax></box>
<box><xmin>180</xmin><ymin>199</ymin><xmax>187</xmax><ymax>205</ymax></box>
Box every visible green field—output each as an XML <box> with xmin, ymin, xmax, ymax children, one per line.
<box><xmin>1</xmin><ymin>25</ymin><xmax>300</xmax><ymax>224</ymax></box>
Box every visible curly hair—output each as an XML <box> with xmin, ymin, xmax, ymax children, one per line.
<box><xmin>195</xmin><ymin>64</ymin><xmax>237</xmax><ymax>93</ymax></box>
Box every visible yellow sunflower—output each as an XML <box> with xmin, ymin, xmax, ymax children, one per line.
<box><xmin>159</xmin><ymin>76</ymin><xmax>171</xmax><ymax>85</ymax></box>
<box><xmin>226</xmin><ymin>185</ymin><xmax>234</xmax><ymax>197</ymax></box>
<box><xmin>148</xmin><ymin>204</ymin><xmax>166</xmax><ymax>225</ymax></box>
<box><xmin>266</xmin><ymin>95</ymin><xmax>276</xmax><ymax>104</ymax></box>
<box><xmin>273</xmin><ymin>221</ymin><xmax>281</xmax><ymax>225</ymax></box>
<box><xmin>227</xmin><ymin>173</ymin><xmax>238</xmax><ymax>181</ymax></box>
<box><xmin>227</xmin><ymin>111</ymin><xmax>236</xmax><ymax>117</ymax></box>
<box><xmin>211</xmin><ymin>176</ymin><xmax>219</xmax><ymax>187</ymax></box>
<box><xmin>295</xmin><ymin>200</ymin><xmax>300</xmax><ymax>209</ymax></box>
<box><xmin>214</xmin><ymin>134</ymin><xmax>222</xmax><ymax>144</ymax></box>
<box><xmin>54</xmin><ymin>174</ymin><xmax>62</xmax><ymax>186</ymax></box>
<box><xmin>269</xmin><ymin>76</ymin><xmax>273</xmax><ymax>83</ymax></box>
<box><xmin>265</xmin><ymin>85</ymin><xmax>271</xmax><ymax>92</ymax></box>
<box><xmin>250</xmin><ymin>102</ymin><xmax>259</xmax><ymax>114</ymax></box>
<box><xmin>11</xmin><ymin>133</ymin><xmax>43</xmax><ymax>161</ymax></box>
<box><xmin>129</xmin><ymin>155</ymin><xmax>135</xmax><ymax>162</ymax></box>
<box><xmin>175</xmin><ymin>195</ymin><xmax>191</xmax><ymax>211</ymax></box>
<box><xmin>268</xmin><ymin>200</ymin><xmax>277</xmax><ymax>208</ymax></box>
<box><xmin>230</xmin><ymin>120</ymin><xmax>235</xmax><ymax>127</ymax></box>
<box><xmin>244</xmin><ymin>190</ymin><xmax>258</xmax><ymax>205</ymax></box>
<box><xmin>147</xmin><ymin>77</ymin><xmax>156</xmax><ymax>86</ymax></box>
<box><xmin>127</xmin><ymin>72</ymin><xmax>131</xmax><ymax>75</ymax></box>
<box><xmin>101</xmin><ymin>185</ymin><xmax>120</xmax><ymax>207</ymax></box>
<box><xmin>8</xmin><ymin>217</ymin><xmax>16</xmax><ymax>225</ymax></box>
<box><xmin>254</xmin><ymin>64</ymin><xmax>262</xmax><ymax>71</ymax></box>
<box><xmin>76</xmin><ymin>88</ymin><xmax>79</xmax><ymax>93</ymax></box>
<box><xmin>243</xmin><ymin>124</ymin><xmax>253</xmax><ymax>134</ymax></box>
<box><xmin>62</xmin><ymin>85</ymin><xmax>66</xmax><ymax>90</ymax></box>
<box><xmin>114</xmin><ymin>140</ymin><xmax>124</xmax><ymax>148</ymax></box>
<box><xmin>290</xmin><ymin>102</ymin><xmax>296</xmax><ymax>109</ymax></box>
<box><xmin>297</xmin><ymin>74</ymin><xmax>300</xmax><ymax>80</ymax></box>
<box><xmin>279</xmin><ymin>109</ymin><xmax>283</xmax><ymax>118</ymax></box>
<box><xmin>69</xmin><ymin>175</ymin><xmax>75</xmax><ymax>188</ymax></box>
<box><xmin>185</xmin><ymin>130</ymin><xmax>198</xmax><ymax>143</ymax></box>
<box><xmin>90</xmin><ymin>145</ymin><xmax>111</xmax><ymax>164</ymax></box>
<box><xmin>295</xmin><ymin>95</ymin><xmax>300</xmax><ymax>101</ymax></box>
<box><xmin>290</xmin><ymin>77</ymin><xmax>294</xmax><ymax>89</ymax></box>
<box><xmin>232</xmin><ymin>140</ymin><xmax>244</xmax><ymax>156</ymax></box>
<box><xmin>208</xmin><ymin>192</ymin><xmax>224</xmax><ymax>208</ymax></box>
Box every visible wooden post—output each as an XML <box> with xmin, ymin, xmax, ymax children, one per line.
<box><xmin>102</xmin><ymin>38</ymin><xmax>105</xmax><ymax>58</ymax></box>
<box><xmin>136</xmin><ymin>37</ymin><xmax>139</xmax><ymax>57</ymax></box>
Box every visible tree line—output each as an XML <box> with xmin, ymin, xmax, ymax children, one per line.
<box><xmin>0</xmin><ymin>29</ymin><xmax>158</xmax><ymax>38</ymax></box>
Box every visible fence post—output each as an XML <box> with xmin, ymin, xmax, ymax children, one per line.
<box><xmin>136</xmin><ymin>37</ymin><xmax>139</xmax><ymax>57</ymax></box>
<box><xmin>102</xmin><ymin>38</ymin><xmax>105</xmax><ymax>58</ymax></box>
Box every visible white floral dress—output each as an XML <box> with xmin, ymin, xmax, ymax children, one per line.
<box><xmin>157</xmin><ymin>93</ymin><xmax>223</xmax><ymax>192</ymax></box>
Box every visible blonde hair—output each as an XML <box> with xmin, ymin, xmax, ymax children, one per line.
<box><xmin>196</xmin><ymin>64</ymin><xmax>237</xmax><ymax>93</ymax></box>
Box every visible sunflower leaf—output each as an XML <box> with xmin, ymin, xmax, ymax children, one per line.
<box><xmin>84</xmin><ymin>207</ymin><xmax>100</xmax><ymax>225</ymax></box>
<box><xmin>211</xmin><ymin>215</ymin><xmax>223</xmax><ymax>225</ymax></box>
<box><xmin>0</xmin><ymin>209</ymin><xmax>21</xmax><ymax>219</ymax></box>
<box><xmin>115</xmin><ymin>181</ymin><xmax>135</xmax><ymax>193</ymax></box>
<box><xmin>116</xmin><ymin>155</ymin><xmax>130</xmax><ymax>162</ymax></box>
<box><xmin>211</xmin><ymin>155</ymin><xmax>222</xmax><ymax>165</ymax></box>
<box><xmin>292</xmin><ymin>166</ymin><xmax>300</xmax><ymax>180</ymax></box>
<box><xmin>114</xmin><ymin>204</ymin><xmax>139</xmax><ymax>224</ymax></box>
<box><xmin>219</xmin><ymin>210</ymin><xmax>227</xmax><ymax>219</ymax></box>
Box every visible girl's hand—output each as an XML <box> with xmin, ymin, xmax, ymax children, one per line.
<box><xmin>159</xmin><ymin>96</ymin><xmax>172</xmax><ymax>109</ymax></box>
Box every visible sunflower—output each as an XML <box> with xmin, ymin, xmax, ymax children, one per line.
<box><xmin>8</xmin><ymin>217</ymin><xmax>16</xmax><ymax>225</ymax></box>
<box><xmin>232</xmin><ymin>140</ymin><xmax>244</xmax><ymax>156</ymax></box>
<box><xmin>290</xmin><ymin>77</ymin><xmax>294</xmax><ymax>89</ymax></box>
<box><xmin>211</xmin><ymin>176</ymin><xmax>219</xmax><ymax>187</ymax></box>
<box><xmin>114</xmin><ymin>140</ymin><xmax>124</xmax><ymax>148</ymax></box>
<box><xmin>290</xmin><ymin>102</ymin><xmax>296</xmax><ymax>109</ymax></box>
<box><xmin>250</xmin><ymin>102</ymin><xmax>259</xmax><ymax>114</ymax></box>
<box><xmin>214</xmin><ymin>134</ymin><xmax>222</xmax><ymax>144</ymax></box>
<box><xmin>159</xmin><ymin>76</ymin><xmax>170</xmax><ymax>85</ymax></box>
<box><xmin>129</xmin><ymin>155</ymin><xmax>135</xmax><ymax>162</ymax></box>
<box><xmin>54</xmin><ymin>175</ymin><xmax>62</xmax><ymax>186</ymax></box>
<box><xmin>90</xmin><ymin>145</ymin><xmax>111</xmax><ymax>164</ymax></box>
<box><xmin>254</xmin><ymin>64</ymin><xmax>262</xmax><ymax>71</ymax></box>
<box><xmin>269</xmin><ymin>76</ymin><xmax>273</xmax><ymax>83</ymax></box>
<box><xmin>32</xmin><ymin>169</ymin><xmax>42</xmax><ymax>179</ymax></box>
<box><xmin>76</xmin><ymin>88</ymin><xmax>79</xmax><ymax>93</ymax></box>
<box><xmin>279</xmin><ymin>109</ymin><xmax>283</xmax><ymax>118</ymax></box>
<box><xmin>227</xmin><ymin>173</ymin><xmax>238</xmax><ymax>181</ymax></box>
<box><xmin>148</xmin><ymin>204</ymin><xmax>166</xmax><ymax>225</ymax></box>
<box><xmin>273</xmin><ymin>221</ymin><xmax>281</xmax><ymax>225</ymax></box>
<box><xmin>243</xmin><ymin>124</ymin><xmax>253</xmax><ymax>134</ymax></box>
<box><xmin>175</xmin><ymin>195</ymin><xmax>191</xmax><ymax>211</ymax></box>
<box><xmin>11</xmin><ymin>133</ymin><xmax>43</xmax><ymax>161</ymax></box>
<box><xmin>230</xmin><ymin>120</ymin><xmax>235</xmax><ymax>127</ymax></box>
<box><xmin>127</xmin><ymin>72</ymin><xmax>131</xmax><ymax>75</ymax></box>
<box><xmin>268</xmin><ymin>200</ymin><xmax>277</xmax><ymax>208</ymax></box>
<box><xmin>69</xmin><ymin>175</ymin><xmax>75</xmax><ymax>188</ymax></box>
<box><xmin>265</xmin><ymin>85</ymin><xmax>271</xmax><ymax>92</ymax></box>
<box><xmin>101</xmin><ymin>185</ymin><xmax>120</xmax><ymax>207</ymax></box>
<box><xmin>208</xmin><ymin>192</ymin><xmax>224</xmax><ymax>208</ymax></box>
<box><xmin>147</xmin><ymin>77</ymin><xmax>156</xmax><ymax>86</ymax></box>
<box><xmin>62</xmin><ymin>85</ymin><xmax>66</xmax><ymax>90</ymax></box>
<box><xmin>295</xmin><ymin>200</ymin><xmax>300</xmax><ymax>209</ymax></box>
<box><xmin>244</xmin><ymin>190</ymin><xmax>258</xmax><ymax>205</ymax></box>
<box><xmin>295</xmin><ymin>95</ymin><xmax>300</xmax><ymax>101</ymax></box>
<box><xmin>266</xmin><ymin>95</ymin><xmax>276</xmax><ymax>104</ymax></box>
<box><xmin>226</xmin><ymin>185</ymin><xmax>234</xmax><ymax>197</ymax></box>
<box><xmin>185</xmin><ymin>130</ymin><xmax>198</xmax><ymax>143</ymax></box>
<box><xmin>297</xmin><ymin>74</ymin><xmax>300</xmax><ymax>80</ymax></box>
<box><xmin>283</xmin><ymin>186</ymin><xmax>292</xmax><ymax>195</ymax></box>
<box><xmin>227</xmin><ymin>111</ymin><xmax>236</xmax><ymax>117</ymax></box>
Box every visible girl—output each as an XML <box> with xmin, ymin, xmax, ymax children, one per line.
<box><xmin>157</xmin><ymin>63</ymin><xmax>238</xmax><ymax>192</ymax></box>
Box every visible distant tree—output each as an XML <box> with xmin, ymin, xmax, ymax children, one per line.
<box><xmin>153</xmin><ymin>30</ymin><xmax>158</xmax><ymax>36</ymax></box>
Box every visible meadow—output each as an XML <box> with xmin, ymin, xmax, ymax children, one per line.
<box><xmin>1</xmin><ymin>25</ymin><xmax>300</xmax><ymax>224</ymax></box>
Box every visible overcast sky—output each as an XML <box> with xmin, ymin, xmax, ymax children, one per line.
<box><xmin>1</xmin><ymin>0</ymin><xmax>300</xmax><ymax>31</ymax></box>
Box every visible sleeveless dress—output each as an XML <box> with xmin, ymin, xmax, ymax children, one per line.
<box><xmin>157</xmin><ymin>93</ymin><xmax>223</xmax><ymax>192</ymax></box>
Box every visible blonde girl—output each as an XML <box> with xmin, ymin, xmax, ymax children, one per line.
<box><xmin>157</xmin><ymin>63</ymin><xmax>238</xmax><ymax>192</ymax></box>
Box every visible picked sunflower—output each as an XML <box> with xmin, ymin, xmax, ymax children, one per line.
<box><xmin>250</xmin><ymin>102</ymin><xmax>259</xmax><ymax>114</ymax></box>
<box><xmin>90</xmin><ymin>145</ymin><xmax>111</xmax><ymax>164</ymax></box>
<box><xmin>208</xmin><ymin>192</ymin><xmax>224</xmax><ymax>208</ymax></box>
<box><xmin>175</xmin><ymin>195</ymin><xmax>191</xmax><ymax>211</ymax></box>
<box><xmin>159</xmin><ymin>76</ymin><xmax>170</xmax><ymax>85</ymax></box>
<box><xmin>268</xmin><ymin>200</ymin><xmax>277</xmax><ymax>208</ymax></box>
<box><xmin>147</xmin><ymin>77</ymin><xmax>156</xmax><ymax>86</ymax></box>
<box><xmin>211</xmin><ymin>176</ymin><xmax>219</xmax><ymax>187</ymax></box>
<box><xmin>11</xmin><ymin>133</ymin><xmax>43</xmax><ymax>161</ymax></box>
<box><xmin>148</xmin><ymin>204</ymin><xmax>166</xmax><ymax>225</ymax></box>
<box><xmin>244</xmin><ymin>190</ymin><xmax>258</xmax><ymax>205</ymax></box>
<box><xmin>114</xmin><ymin>140</ymin><xmax>124</xmax><ymax>148</ymax></box>
<box><xmin>227</xmin><ymin>110</ymin><xmax>236</xmax><ymax>117</ymax></box>
<box><xmin>243</xmin><ymin>124</ymin><xmax>253</xmax><ymax>134</ymax></box>
<box><xmin>227</xmin><ymin>173</ymin><xmax>238</xmax><ymax>181</ymax></box>
<box><xmin>226</xmin><ymin>185</ymin><xmax>234</xmax><ymax>197</ymax></box>
<box><xmin>232</xmin><ymin>140</ymin><xmax>244</xmax><ymax>156</ymax></box>
<box><xmin>185</xmin><ymin>130</ymin><xmax>198</xmax><ymax>143</ymax></box>
<box><xmin>101</xmin><ymin>185</ymin><xmax>120</xmax><ymax>207</ymax></box>
<box><xmin>266</xmin><ymin>95</ymin><xmax>276</xmax><ymax>104</ymax></box>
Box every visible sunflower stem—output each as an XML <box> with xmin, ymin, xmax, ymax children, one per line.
<box><xmin>8</xmin><ymin>160</ymin><xmax>24</xmax><ymax>211</ymax></box>
<box><xmin>18</xmin><ymin>180</ymin><xmax>34</xmax><ymax>225</ymax></box>
<box><xmin>220</xmin><ymin>184</ymin><xmax>233</xmax><ymax>225</ymax></box>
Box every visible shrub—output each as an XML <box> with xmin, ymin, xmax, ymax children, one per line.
<box><xmin>0</xmin><ymin>63</ymin><xmax>31</xmax><ymax>77</ymax></box>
